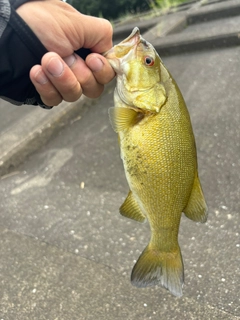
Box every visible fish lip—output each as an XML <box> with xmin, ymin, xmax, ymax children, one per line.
<box><xmin>103</xmin><ymin>49</ymin><xmax>121</xmax><ymax>72</ymax></box>
<box><xmin>103</xmin><ymin>27</ymin><xmax>140</xmax><ymax>56</ymax></box>
<box><xmin>121</xmin><ymin>27</ymin><xmax>141</xmax><ymax>46</ymax></box>
<box><xmin>103</xmin><ymin>27</ymin><xmax>142</xmax><ymax>72</ymax></box>
<box><xmin>122</xmin><ymin>27</ymin><xmax>150</xmax><ymax>49</ymax></box>
<box><xmin>103</xmin><ymin>27</ymin><xmax>141</xmax><ymax>60</ymax></box>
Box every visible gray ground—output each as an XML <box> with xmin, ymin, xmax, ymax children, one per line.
<box><xmin>0</xmin><ymin>0</ymin><xmax>239</xmax><ymax>319</ymax></box>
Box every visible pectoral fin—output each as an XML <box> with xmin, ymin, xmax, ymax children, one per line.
<box><xmin>183</xmin><ymin>173</ymin><xmax>208</xmax><ymax>223</ymax></box>
<box><xmin>120</xmin><ymin>191</ymin><xmax>146</xmax><ymax>223</ymax></box>
<box><xmin>108</xmin><ymin>107</ymin><xmax>143</xmax><ymax>133</ymax></box>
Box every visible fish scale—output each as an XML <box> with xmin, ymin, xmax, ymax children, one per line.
<box><xmin>105</xmin><ymin>27</ymin><xmax>207</xmax><ymax>297</ymax></box>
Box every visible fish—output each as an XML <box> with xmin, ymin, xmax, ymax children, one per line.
<box><xmin>104</xmin><ymin>27</ymin><xmax>207</xmax><ymax>297</ymax></box>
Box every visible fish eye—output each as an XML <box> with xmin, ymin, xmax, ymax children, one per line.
<box><xmin>144</xmin><ymin>56</ymin><xmax>154</xmax><ymax>66</ymax></box>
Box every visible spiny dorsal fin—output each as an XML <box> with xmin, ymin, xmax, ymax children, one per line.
<box><xmin>120</xmin><ymin>191</ymin><xmax>146</xmax><ymax>223</ymax></box>
<box><xmin>183</xmin><ymin>173</ymin><xmax>208</xmax><ymax>223</ymax></box>
<box><xmin>108</xmin><ymin>107</ymin><xmax>140</xmax><ymax>133</ymax></box>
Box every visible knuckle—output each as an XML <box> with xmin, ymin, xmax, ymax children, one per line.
<box><xmin>61</xmin><ymin>82</ymin><xmax>82</xmax><ymax>101</ymax></box>
<box><xmin>95</xmin><ymin>68</ymin><xmax>114</xmax><ymax>85</ymax></box>
<box><xmin>41</xmin><ymin>89</ymin><xmax>62</xmax><ymax>106</ymax></box>
<box><xmin>83</xmin><ymin>84</ymin><xmax>103</xmax><ymax>99</ymax></box>
<box><xmin>101</xmin><ymin>18</ymin><xmax>113</xmax><ymax>38</ymax></box>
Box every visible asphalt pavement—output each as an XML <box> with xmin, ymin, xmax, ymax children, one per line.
<box><xmin>0</xmin><ymin>0</ymin><xmax>239</xmax><ymax>319</ymax></box>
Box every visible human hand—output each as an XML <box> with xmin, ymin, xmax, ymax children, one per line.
<box><xmin>16</xmin><ymin>0</ymin><xmax>115</xmax><ymax>106</ymax></box>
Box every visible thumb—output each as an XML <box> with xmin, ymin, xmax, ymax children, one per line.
<box><xmin>73</xmin><ymin>14</ymin><xmax>113</xmax><ymax>53</ymax></box>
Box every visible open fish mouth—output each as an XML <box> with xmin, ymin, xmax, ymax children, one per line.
<box><xmin>121</xmin><ymin>27</ymin><xmax>141</xmax><ymax>46</ymax></box>
<box><xmin>103</xmin><ymin>27</ymin><xmax>141</xmax><ymax>67</ymax></box>
<box><xmin>104</xmin><ymin>27</ymin><xmax>152</xmax><ymax>73</ymax></box>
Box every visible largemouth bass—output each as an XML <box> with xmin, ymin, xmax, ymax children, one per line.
<box><xmin>104</xmin><ymin>27</ymin><xmax>207</xmax><ymax>297</ymax></box>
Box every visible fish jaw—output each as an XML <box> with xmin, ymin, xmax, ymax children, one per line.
<box><xmin>103</xmin><ymin>27</ymin><xmax>141</xmax><ymax>74</ymax></box>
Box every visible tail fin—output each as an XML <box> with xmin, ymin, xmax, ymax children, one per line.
<box><xmin>131</xmin><ymin>244</ymin><xmax>184</xmax><ymax>297</ymax></box>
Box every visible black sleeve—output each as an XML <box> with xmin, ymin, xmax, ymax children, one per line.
<box><xmin>0</xmin><ymin>0</ymin><xmax>91</xmax><ymax>109</ymax></box>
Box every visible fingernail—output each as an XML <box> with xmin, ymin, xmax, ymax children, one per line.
<box><xmin>63</xmin><ymin>54</ymin><xmax>76</xmax><ymax>67</ymax></box>
<box><xmin>47</xmin><ymin>58</ymin><xmax>64</xmax><ymax>77</ymax></box>
<box><xmin>89</xmin><ymin>57</ymin><xmax>104</xmax><ymax>72</ymax></box>
<box><xmin>35</xmin><ymin>69</ymin><xmax>48</xmax><ymax>85</ymax></box>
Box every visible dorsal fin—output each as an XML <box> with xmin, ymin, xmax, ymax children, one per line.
<box><xmin>108</xmin><ymin>107</ymin><xmax>141</xmax><ymax>133</ymax></box>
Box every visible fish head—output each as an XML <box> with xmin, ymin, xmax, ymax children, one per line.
<box><xmin>104</xmin><ymin>27</ymin><xmax>166</xmax><ymax>113</ymax></box>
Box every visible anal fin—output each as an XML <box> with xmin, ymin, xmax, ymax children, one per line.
<box><xmin>120</xmin><ymin>191</ymin><xmax>146</xmax><ymax>223</ymax></box>
<box><xmin>183</xmin><ymin>173</ymin><xmax>208</xmax><ymax>223</ymax></box>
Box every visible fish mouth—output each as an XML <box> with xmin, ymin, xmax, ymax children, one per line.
<box><xmin>103</xmin><ymin>27</ymin><xmax>141</xmax><ymax>71</ymax></box>
<box><xmin>121</xmin><ymin>27</ymin><xmax>141</xmax><ymax>46</ymax></box>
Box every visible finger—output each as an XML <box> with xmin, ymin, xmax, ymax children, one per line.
<box><xmin>71</xmin><ymin>13</ymin><xmax>113</xmax><ymax>53</ymax></box>
<box><xmin>41</xmin><ymin>52</ymin><xmax>82</xmax><ymax>102</ymax></box>
<box><xmin>64</xmin><ymin>53</ymin><xmax>106</xmax><ymax>99</ymax></box>
<box><xmin>30</xmin><ymin>65</ymin><xmax>63</xmax><ymax>106</ymax></box>
<box><xmin>86</xmin><ymin>53</ymin><xmax>115</xmax><ymax>85</ymax></box>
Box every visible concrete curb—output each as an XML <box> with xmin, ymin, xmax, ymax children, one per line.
<box><xmin>153</xmin><ymin>26</ymin><xmax>240</xmax><ymax>56</ymax></box>
<box><xmin>187</xmin><ymin>0</ymin><xmax>240</xmax><ymax>25</ymax></box>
